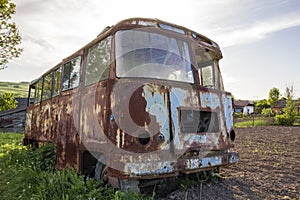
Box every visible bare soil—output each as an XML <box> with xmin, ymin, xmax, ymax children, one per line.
<box><xmin>159</xmin><ymin>126</ymin><xmax>300</xmax><ymax>200</ymax></box>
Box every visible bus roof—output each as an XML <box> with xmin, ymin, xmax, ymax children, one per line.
<box><xmin>30</xmin><ymin>17</ymin><xmax>222</xmax><ymax>85</ymax></box>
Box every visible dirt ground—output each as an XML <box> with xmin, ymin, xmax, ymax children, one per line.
<box><xmin>159</xmin><ymin>126</ymin><xmax>300</xmax><ymax>200</ymax></box>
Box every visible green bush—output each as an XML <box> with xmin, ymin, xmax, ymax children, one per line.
<box><xmin>28</xmin><ymin>142</ymin><xmax>57</xmax><ymax>172</ymax></box>
<box><xmin>261</xmin><ymin>108</ymin><xmax>274</xmax><ymax>117</ymax></box>
<box><xmin>275</xmin><ymin>114</ymin><xmax>295</xmax><ymax>126</ymax></box>
<box><xmin>0</xmin><ymin>133</ymin><xmax>149</xmax><ymax>200</ymax></box>
<box><xmin>234</xmin><ymin>112</ymin><xmax>243</xmax><ymax>118</ymax></box>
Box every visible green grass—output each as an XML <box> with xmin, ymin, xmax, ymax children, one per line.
<box><xmin>235</xmin><ymin>116</ymin><xmax>300</xmax><ymax>127</ymax></box>
<box><xmin>234</xmin><ymin>119</ymin><xmax>269</xmax><ymax>128</ymax></box>
<box><xmin>0</xmin><ymin>132</ymin><xmax>150</xmax><ymax>200</ymax></box>
<box><xmin>0</xmin><ymin>132</ymin><xmax>24</xmax><ymax>157</ymax></box>
<box><xmin>0</xmin><ymin>81</ymin><xmax>29</xmax><ymax>97</ymax></box>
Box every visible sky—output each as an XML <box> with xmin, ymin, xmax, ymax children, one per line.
<box><xmin>1</xmin><ymin>0</ymin><xmax>300</xmax><ymax>100</ymax></box>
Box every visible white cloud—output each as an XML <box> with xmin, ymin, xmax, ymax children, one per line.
<box><xmin>222</xmin><ymin>72</ymin><xmax>239</xmax><ymax>84</ymax></box>
<box><xmin>4</xmin><ymin>0</ymin><xmax>300</xmax><ymax>86</ymax></box>
<box><xmin>215</xmin><ymin>13</ymin><xmax>300</xmax><ymax>48</ymax></box>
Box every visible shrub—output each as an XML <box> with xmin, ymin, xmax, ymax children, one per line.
<box><xmin>28</xmin><ymin>142</ymin><xmax>56</xmax><ymax>172</ymax></box>
<box><xmin>261</xmin><ymin>108</ymin><xmax>274</xmax><ymax>117</ymax></box>
<box><xmin>234</xmin><ymin>112</ymin><xmax>243</xmax><ymax>118</ymax></box>
<box><xmin>0</xmin><ymin>133</ymin><xmax>148</xmax><ymax>200</ymax></box>
<box><xmin>275</xmin><ymin>86</ymin><xmax>297</xmax><ymax>126</ymax></box>
<box><xmin>275</xmin><ymin>114</ymin><xmax>295</xmax><ymax>126</ymax></box>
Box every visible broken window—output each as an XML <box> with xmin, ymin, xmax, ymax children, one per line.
<box><xmin>180</xmin><ymin>109</ymin><xmax>219</xmax><ymax>133</ymax></box>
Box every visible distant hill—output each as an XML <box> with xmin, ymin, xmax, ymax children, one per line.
<box><xmin>0</xmin><ymin>82</ymin><xmax>29</xmax><ymax>98</ymax></box>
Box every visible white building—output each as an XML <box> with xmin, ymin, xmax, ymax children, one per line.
<box><xmin>234</xmin><ymin>100</ymin><xmax>255</xmax><ymax>115</ymax></box>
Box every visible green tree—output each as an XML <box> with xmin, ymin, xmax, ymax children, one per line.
<box><xmin>0</xmin><ymin>0</ymin><xmax>23</xmax><ymax>70</ymax></box>
<box><xmin>261</xmin><ymin>108</ymin><xmax>273</xmax><ymax>117</ymax></box>
<box><xmin>0</xmin><ymin>92</ymin><xmax>17</xmax><ymax>111</ymax></box>
<box><xmin>268</xmin><ymin>87</ymin><xmax>280</xmax><ymax>106</ymax></box>
<box><xmin>283</xmin><ymin>86</ymin><xmax>297</xmax><ymax>117</ymax></box>
<box><xmin>254</xmin><ymin>99</ymin><xmax>270</xmax><ymax>114</ymax></box>
<box><xmin>275</xmin><ymin>85</ymin><xmax>297</xmax><ymax>126</ymax></box>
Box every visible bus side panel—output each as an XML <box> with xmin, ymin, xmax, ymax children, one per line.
<box><xmin>79</xmin><ymin>82</ymin><xmax>109</xmax><ymax>173</ymax></box>
<box><xmin>55</xmin><ymin>89</ymin><xmax>81</xmax><ymax>171</ymax></box>
<box><xmin>25</xmin><ymin>104</ymin><xmax>41</xmax><ymax>142</ymax></box>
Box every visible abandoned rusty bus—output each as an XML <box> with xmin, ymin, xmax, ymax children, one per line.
<box><xmin>24</xmin><ymin>18</ymin><xmax>238</xmax><ymax>191</ymax></box>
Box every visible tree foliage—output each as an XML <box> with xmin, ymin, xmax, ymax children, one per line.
<box><xmin>268</xmin><ymin>87</ymin><xmax>280</xmax><ymax>106</ymax></box>
<box><xmin>254</xmin><ymin>99</ymin><xmax>270</xmax><ymax>114</ymax></box>
<box><xmin>283</xmin><ymin>86</ymin><xmax>297</xmax><ymax>117</ymax></box>
<box><xmin>0</xmin><ymin>0</ymin><xmax>23</xmax><ymax>70</ymax></box>
<box><xmin>275</xmin><ymin>85</ymin><xmax>297</xmax><ymax>126</ymax></box>
<box><xmin>261</xmin><ymin>108</ymin><xmax>273</xmax><ymax>117</ymax></box>
<box><xmin>0</xmin><ymin>92</ymin><xmax>17</xmax><ymax>111</ymax></box>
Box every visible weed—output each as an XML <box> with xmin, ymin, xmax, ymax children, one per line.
<box><xmin>0</xmin><ymin>133</ymin><xmax>149</xmax><ymax>200</ymax></box>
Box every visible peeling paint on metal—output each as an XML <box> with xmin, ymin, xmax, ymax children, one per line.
<box><xmin>142</xmin><ymin>84</ymin><xmax>169</xmax><ymax>137</ymax></box>
<box><xmin>124</xmin><ymin>161</ymin><xmax>175</xmax><ymax>176</ymax></box>
<box><xmin>117</xmin><ymin>129</ymin><xmax>121</xmax><ymax>148</ymax></box>
<box><xmin>200</xmin><ymin>91</ymin><xmax>220</xmax><ymax>109</ymax></box>
<box><xmin>222</xmin><ymin>94</ymin><xmax>234</xmax><ymax>133</ymax></box>
<box><xmin>24</xmin><ymin>18</ymin><xmax>238</xmax><ymax>187</ymax></box>
<box><xmin>185</xmin><ymin>158</ymin><xmax>201</xmax><ymax>169</ymax></box>
<box><xmin>183</xmin><ymin>134</ymin><xmax>207</xmax><ymax>145</ymax></box>
<box><xmin>201</xmin><ymin>156</ymin><xmax>222</xmax><ymax>167</ymax></box>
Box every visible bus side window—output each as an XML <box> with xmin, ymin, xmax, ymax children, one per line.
<box><xmin>198</xmin><ymin>62</ymin><xmax>215</xmax><ymax>88</ymax></box>
<box><xmin>42</xmin><ymin>73</ymin><xmax>53</xmax><ymax>100</ymax></box>
<box><xmin>28</xmin><ymin>84</ymin><xmax>36</xmax><ymax>105</ymax></box>
<box><xmin>35</xmin><ymin>79</ymin><xmax>43</xmax><ymax>104</ymax></box>
<box><xmin>85</xmin><ymin>36</ymin><xmax>111</xmax><ymax>86</ymax></box>
<box><xmin>52</xmin><ymin>66</ymin><xmax>62</xmax><ymax>96</ymax></box>
<box><xmin>62</xmin><ymin>56</ymin><xmax>81</xmax><ymax>90</ymax></box>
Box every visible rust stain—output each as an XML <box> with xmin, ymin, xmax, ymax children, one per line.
<box><xmin>24</xmin><ymin>17</ymin><xmax>238</xmax><ymax>189</ymax></box>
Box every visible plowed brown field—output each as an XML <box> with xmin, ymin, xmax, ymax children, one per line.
<box><xmin>161</xmin><ymin>126</ymin><xmax>300</xmax><ymax>200</ymax></box>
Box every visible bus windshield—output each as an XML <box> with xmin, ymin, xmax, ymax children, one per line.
<box><xmin>115</xmin><ymin>29</ymin><xmax>194</xmax><ymax>83</ymax></box>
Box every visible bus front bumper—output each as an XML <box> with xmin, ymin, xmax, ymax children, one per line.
<box><xmin>123</xmin><ymin>151</ymin><xmax>238</xmax><ymax>178</ymax></box>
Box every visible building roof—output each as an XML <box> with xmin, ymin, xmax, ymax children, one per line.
<box><xmin>234</xmin><ymin>100</ymin><xmax>254</xmax><ymax>108</ymax></box>
<box><xmin>0</xmin><ymin>105</ymin><xmax>27</xmax><ymax>117</ymax></box>
<box><xmin>272</xmin><ymin>100</ymin><xmax>286</xmax><ymax>108</ymax></box>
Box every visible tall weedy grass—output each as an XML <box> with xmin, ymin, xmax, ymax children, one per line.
<box><xmin>0</xmin><ymin>133</ymin><xmax>149</xmax><ymax>200</ymax></box>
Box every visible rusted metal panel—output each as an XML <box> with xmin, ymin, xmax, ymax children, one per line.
<box><xmin>24</xmin><ymin>18</ymin><xmax>238</xmax><ymax>189</ymax></box>
<box><xmin>106</xmin><ymin>78</ymin><xmax>237</xmax><ymax>179</ymax></box>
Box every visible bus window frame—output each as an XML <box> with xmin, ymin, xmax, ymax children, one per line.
<box><xmin>62</xmin><ymin>56</ymin><xmax>82</xmax><ymax>91</ymax></box>
<box><xmin>52</xmin><ymin>66</ymin><xmax>62</xmax><ymax>97</ymax></box>
<box><xmin>27</xmin><ymin>83</ymin><xmax>36</xmax><ymax>106</ymax></box>
<box><xmin>114</xmin><ymin>29</ymin><xmax>195</xmax><ymax>84</ymax></box>
<box><xmin>84</xmin><ymin>36</ymin><xmax>112</xmax><ymax>86</ymax></box>
<box><xmin>34</xmin><ymin>78</ymin><xmax>43</xmax><ymax>104</ymax></box>
<box><xmin>42</xmin><ymin>72</ymin><xmax>53</xmax><ymax>101</ymax></box>
<box><xmin>197</xmin><ymin>60</ymin><xmax>216</xmax><ymax>89</ymax></box>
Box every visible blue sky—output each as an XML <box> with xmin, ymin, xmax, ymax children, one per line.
<box><xmin>1</xmin><ymin>0</ymin><xmax>300</xmax><ymax>100</ymax></box>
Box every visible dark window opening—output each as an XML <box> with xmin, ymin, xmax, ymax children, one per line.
<box><xmin>180</xmin><ymin>110</ymin><xmax>219</xmax><ymax>133</ymax></box>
